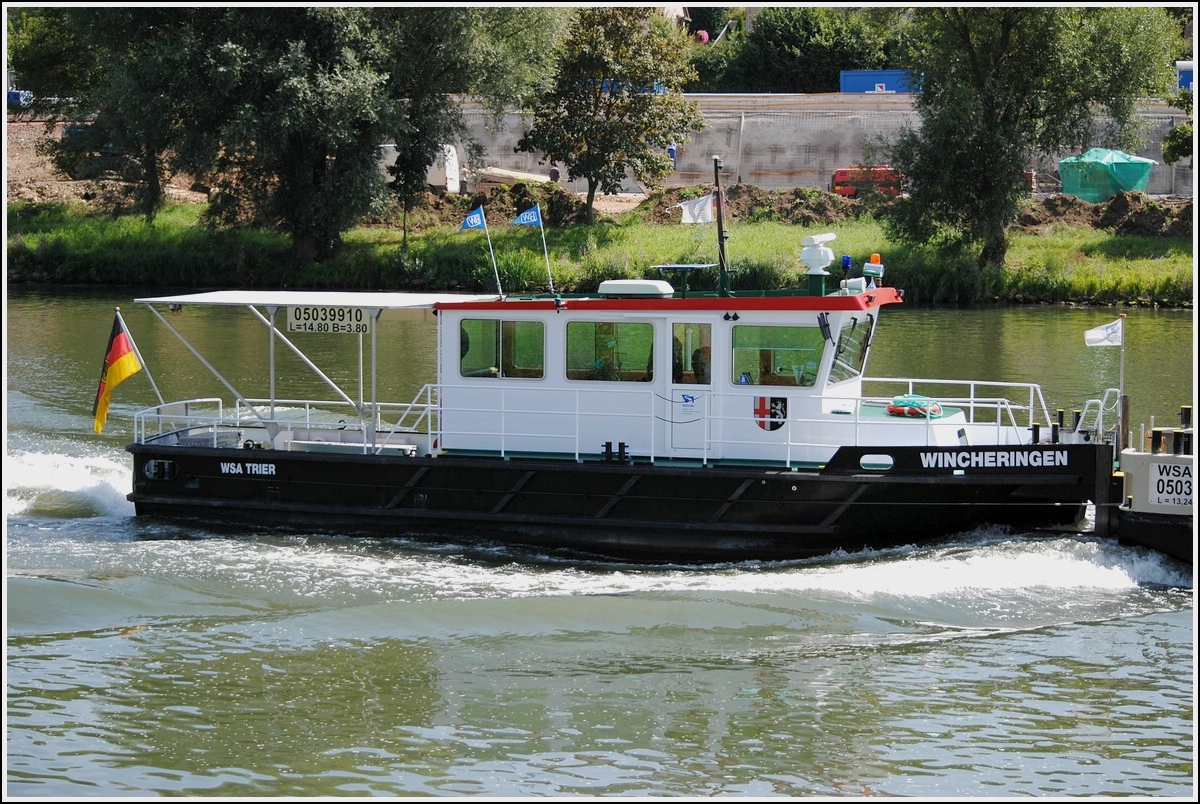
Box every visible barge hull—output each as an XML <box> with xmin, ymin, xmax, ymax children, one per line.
<box><xmin>128</xmin><ymin>442</ymin><xmax>1111</xmax><ymax>562</ymax></box>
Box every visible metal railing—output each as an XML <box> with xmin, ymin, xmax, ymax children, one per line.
<box><xmin>132</xmin><ymin>398</ymin><xmax>226</xmax><ymax>445</ymax></box>
<box><xmin>132</xmin><ymin>378</ymin><xmax>1110</xmax><ymax>467</ymax></box>
<box><xmin>862</xmin><ymin>376</ymin><xmax>1053</xmax><ymax>427</ymax></box>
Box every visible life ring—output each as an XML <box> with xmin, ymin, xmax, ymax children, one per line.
<box><xmin>886</xmin><ymin>394</ymin><xmax>943</xmax><ymax>418</ymax></box>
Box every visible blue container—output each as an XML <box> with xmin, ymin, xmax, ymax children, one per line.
<box><xmin>1176</xmin><ymin>60</ymin><xmax>1193</xmax><ymax>91</ymax></box>
<box><xmin>838</xmin><ymin>70</ymin><xmax>916</xmax><ymax>94</ymax></box>
<box><xmin>7</xmin><ymin>89</ymin><xmax>32</xmax><ymax>108</ymax></box>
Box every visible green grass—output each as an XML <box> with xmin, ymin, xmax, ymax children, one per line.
<box><xmin>1001</xmin><ymin>226</ymin><xmax>1193</xmax><ymax>306</ymax></box>
<box><xmin>6</xmin><ymin>199</ymin><xmax>1193</xmax><ymax>306</ymax></box>
<box><xmin>7</xmin><ymin>200</ymin><xmax>292</xmax><ymax>287</ymax></box>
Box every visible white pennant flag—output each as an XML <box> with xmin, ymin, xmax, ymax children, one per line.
<box><xmin>1084</xmin><ymin>318</ymin><xmax>1123</xmax><ymax>347</ymax></box>
<box><xmin>677</xmin><ymin>194</ymin><xmax>714</xmax><ymax>224</ymax></box>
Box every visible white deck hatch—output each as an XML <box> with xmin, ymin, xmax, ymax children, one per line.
<box><xmin>596</xmin><ymin>280</ymin><xmax>675</xmax><ymax>297</ymax></box>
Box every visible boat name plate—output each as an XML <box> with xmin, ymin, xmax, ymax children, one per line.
<box><xmin>1148</xmin><ymin>461</ymin><xmax>1193</xmax><ymax>507</ymax></box>
<box><xmin>287</xmin><ymin>306</ymin><xmax>372</xmax><ymax>334</ymax></box>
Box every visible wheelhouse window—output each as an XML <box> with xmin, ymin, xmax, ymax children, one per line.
<box><xmin>731</xmin><ymin>325</ymin><xmax>825</xmax><ymax>387</ymax></box>
<box><xmin>566</xmin><ymin>321</ymin><xmax>653</xmax><ymax>381</ymax></box>
<box><xmin>828</xmin><ymin>314</ymin><xmax>874</xmax><ymax>384</ymax></box>
<box><xmin>459</xmin><ymin>319</ymin><xmax>544</xmax><ymax>379</ymax></box>
<box><xmin>673</xmin><ymin>322</ymin><xmax>711</xmax><ymax>384</ymax></box>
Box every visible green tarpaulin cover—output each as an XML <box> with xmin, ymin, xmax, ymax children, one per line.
<box><xmin>1058</xmin><ymin>148</ymin><xmax>1155</xmax><ymax>203</ymax></box>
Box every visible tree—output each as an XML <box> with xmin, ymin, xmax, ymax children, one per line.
<box><xmin>1162</xmin><ymin>89</ymin><xmax>1192</xmax><ymax>166</ymax></box>
<box><xmin>10</xmin><ymin>7</ymin><xmax>391</xmax><ymax>238</ymax></box>
<box><xmin>686</xmin><ymin>9</ymin><xmax>747</xmax><ymax>94</ymax></box>
<box><xmin>372</xmin><ymin>7</ymin><xmax>572</xmax><ymax>241</ymax></box>
<box><xmin>516</xmin><ymin>7</ymin><xmax>705</xmax><ymax>224</ymax></box>
<box><xmin>685</xmin><ymin>7</ymin><xmax>733</xmax><ymax>43</ymax></box>
<box><xmin>8</xmin><ymin>7</ymin><xmax>568</xmax><ymax>261</ymax></box>
<box><xmin>882</xmin><ymin>7</ymin><xmax>1182</xmax><ymax>277</ymax></box>
<box><xmin>729</xmin><ymin>7</ymin><xmax>890</xmax><ymax>93</ymax></box>
<box><xmin>190</xmin><ymin>7</ymin><xmax>570</xmax><ymax>259</ymax></box>
<box><xmin>174</xmin><ymin>8</ymin><xmax>397</xmax><ymax>262</ymax></box>
<box><xmin>8</xmin><ymin>7</ymin><xmax>193</xmax><ymax>220</ymax></box>
<box><xmin>6</xmin><ymin>7</ymin><xmax>102</xmax><ymax>109</ymax></box>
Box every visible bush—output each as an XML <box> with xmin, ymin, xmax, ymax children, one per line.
<box><xmin>5</xmin><ymin>197</ymin><xmax>1193</xmax><ymax>307</ymax></box>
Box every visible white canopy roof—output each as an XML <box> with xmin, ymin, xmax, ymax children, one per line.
<box><xmin>134</xmin><ymin>290</ymin><xmax>498</xmax><ymax>309</ymax></box>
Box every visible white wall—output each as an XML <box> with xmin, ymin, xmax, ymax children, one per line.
<box><xmin>456</xmin><ymin>93</ymin><xmax>1193</xmax><ymax>197</ymax></box>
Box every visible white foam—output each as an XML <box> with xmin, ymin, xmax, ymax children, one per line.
<box><xmin>5</xmin><ymin>446</ymin><xmax>134</xmax><ymax>518</ymax></box>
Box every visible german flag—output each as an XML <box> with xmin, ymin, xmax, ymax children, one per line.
<box><xmin>92</xmin><ymin>309</ymin><xmax>142</xmax><ymax>434</ymax></box>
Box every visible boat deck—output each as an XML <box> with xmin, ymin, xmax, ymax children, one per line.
<box><xmin>134</xmin><ymin>387</ymin><xmax>1079</xmax><ymax>480</ymax></box>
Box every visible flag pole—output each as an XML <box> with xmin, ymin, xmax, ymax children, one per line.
<box><xmin>537</xmin><ymin>204</ymin><xmax>555</xmax><ymax>294</ymax></box>
<box><xmin>1118</xmin><ymin>312</ymin><xmax>1126</xmax><ymax>394</ymax></box>
<box><xmin>482</xmin><ymin>209</ymin><xmax>502</xmax><ymax>296</ymax></box>
<box><xmin>116</xmin><ymin>307</ymin><xmax>164</xmax><ymax>406</ymax></box>
<box><xmin>713</xmin><ymin>156</ymin><xmax>730</xmax><ymax>296</ymax></box>
<box><xmin>459</xmin><ymin>206</ymin><xmax>503</xmax><ymax>296</ymax></box>
<box><xmin>1083</xmin><ymin>314</ymin><xmax>1129</xmax><ymax>452</ymax></box>
<box><xmin>1119</xmin><ymin>312</ymin><xmax>1128</xmax><ymax>453</ymax></box>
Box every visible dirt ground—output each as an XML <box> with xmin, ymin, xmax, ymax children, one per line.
<box><xmin>5</xmin><ymin>119</ymin><xmax>1192</xmax><ymax>238</ymax></box>
<box><xmin>5</xmin><ymin>120</ymin><xmax>209</xmax><ymax>205</ymax></box>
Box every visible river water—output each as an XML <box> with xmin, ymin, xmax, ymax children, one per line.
<box><xmin>5</xmin><ymin>288</ymin><xmax>1195</xmax><ymax>797</ymax></box>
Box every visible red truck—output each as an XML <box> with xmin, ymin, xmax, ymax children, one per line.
<box><xmin>831</xmin><ymin>166</ymin><xmax>903</xmax><ymax>197</ymax></box>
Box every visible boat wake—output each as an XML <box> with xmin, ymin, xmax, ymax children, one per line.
<box><xmin>6</xmin><ymin>441</ymin><xmax>1191</xmax><ymax>624</ymax></box>
<box><xmin>5</xmin><ymin>444</ymin><xmax>134</xmax><ymax>519</ymax></box>
<box><xmin>15</xmin><ymin>437</ymin><xmax>1116</xmax><ymax>576</ymax></box>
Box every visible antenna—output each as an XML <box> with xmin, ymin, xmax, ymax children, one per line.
<box><xmin>713</xmin><ymin>155</ymin><xmax>731</xmax><ymax>297</ymax></box>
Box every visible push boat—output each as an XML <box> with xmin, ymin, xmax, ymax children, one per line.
<box><xmin>1108</xmin><ymin>406</ymin><xmax>1194</xmax><ymax>563</ymax></box>
<box><xmin>122</xmin><ymin>159</ymin><xmax>1151</xmax><ymax>564</ymax></box>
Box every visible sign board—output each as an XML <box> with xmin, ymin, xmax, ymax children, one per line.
<box><xmin>287</xmin><ymin>306</ymin><xmax>372</xmax><ymax>334</ymax></box>
<box><xmin>1147</xmin><ymin>461</ymin><xmax>1192</xmax><ymax>508</ymax></box>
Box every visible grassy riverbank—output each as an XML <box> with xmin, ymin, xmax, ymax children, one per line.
<box><xmin>5</xmin><ymin>194</ymin><xmax>1193</xmax><ymax>306</ymax></box>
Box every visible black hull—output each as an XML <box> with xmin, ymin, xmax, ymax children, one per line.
<box><xmin>127</xmin><ymin>443</ymin><xmax>1113</xmax><ymax>563</ymax></box>
<box><xmin>1115</xmin><ymin>509</ymin><xmax>1195</xmax><ymax>563</ymax></box>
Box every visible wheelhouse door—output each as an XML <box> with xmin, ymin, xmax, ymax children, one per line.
<box><xmin>667</xmin><ymin>322</ymin><xmax>712</xmax><ymax>454</ymax></box>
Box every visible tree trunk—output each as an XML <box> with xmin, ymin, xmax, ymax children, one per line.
<box><xmin>140</xmin><ymin>147</ymin><xmax>163</xmax><ymax>223</ymax></box>
<box><xmin>979</xmin><ymin>221</ymin><xmax>1009</xmax><ymax>270</ymax></box>
<box><xmin>286</xmin><ymin>143</ymin><xmax>324</xmax><ymax>264</ymax></box>
<box><xmin>584</xmin><ymin>180</ymin><xmax>597</xmax><ymax>226</ymax></box>
<box><xmin>292</xmin><ymin>231</ymin><xmax>320</xmax><ymax>265</ymax></box>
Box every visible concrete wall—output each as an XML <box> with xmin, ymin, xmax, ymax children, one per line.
<box><xmin>459</xmin><ymin>93</ymin><xmax>1193</xmax><ymax>197</ymax></box>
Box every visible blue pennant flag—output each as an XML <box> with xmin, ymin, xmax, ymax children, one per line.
<box><xmin>512</xmin><ymin>205</ymin><xmax>542</xmax><ymax>227</ymax></box>
<box><xmin>460</xmin><ymin>207</ymin><xmax>487</xmax><ymax>230</ymax></box>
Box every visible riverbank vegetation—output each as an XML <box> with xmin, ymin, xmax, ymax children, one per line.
<box><xmin>6</xmin><ymin>189</ymin><xmax>1192</xmax><ymax>307</ymax></box>
<box><xmin>8</xmin><ymin>6</ymin><xmax>1189</xmax><ymax>274</ymax></box>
